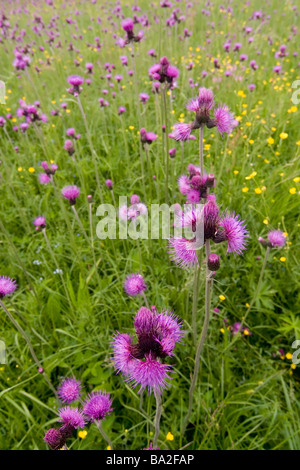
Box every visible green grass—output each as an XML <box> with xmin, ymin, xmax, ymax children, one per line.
<box><xmin>0</xmin><ymin>0</ymin><xmax>299</xmax><ymax>450</ymax></box>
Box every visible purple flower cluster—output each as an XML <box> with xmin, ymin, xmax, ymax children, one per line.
<box><xmin>148</xmin><ymin>56</ymin><xmax>179</xmax><ymax>89</ymax></box>
<box><xmin>169</xmin><ymin>200</ymin><xmax>248</xmax><ymax>268</ymax></box>
<box><xmin>171</xmin><ymin>87</ymin><xmax>237</xmax><ymax>140</ymax></box>
<box><xmin>178</xmin><ymin>164</ymin><xmax>215</xmax><ymax>203</ymax></box>
<box><xmin>44</xmin><ymin>376</ymin><xmax>113</xmax><ymax>450</ymax></box>
<box><xmin>112</xmin><ymin>306</ymin><xmax>183</xmax><ymax>394</ymax></box>
<box><xmin>119</xmin><ymin>194</ymin><xmax>147</xmax><ymax>221</ymax></box>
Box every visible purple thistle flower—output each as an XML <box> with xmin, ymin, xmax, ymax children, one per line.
<box><xmin>268</xmin><ymin>230</ymin><xmax>286</xmax><ymax>248</ymax></box>
<box><xmin>168</xmin><ymin>237</ymin><xmax>199</xmax><ymax>269</ymax></box>
<box><xmin>39</xmin><ymin>173</ymin><xmax>51</xmax><ymax>184</ymax></box>
<box><xmin>112</xmin><ymin>308</ymin><xmax>183</xmax><ymax>394</ymax></box>
<box><xmin>111</xmin><ymin>333</ymin><xmax>134</xmax><ymax>375</ymax></box>
<box><xmin>61</xmin><ymin>185</ymin><xmax>80</xmax><ymax>205</ymax></box>
<box><xmin>33</xmin><ymin>216</ymin><xmax>46</xmax><ymax>230</ymax></box>
<box><xmin>217</xmin><ymin>212</ymin><xmax>249</xmax><ymax>255</ymax></box>
<box><xmin>44</xmin><ymin>428</ymin><xmax>65</xmax><ymax>450</ymax></box>
<box><xmin>213</xmin><ymin>104</ymin><xmax>236</xmax><ymax>136</ymax></box>
<box><xmin>0</xmin><ymin>276</ymin><xmax>17</xmax><ymax>298</ymax></box>
<box><xmin>58</xmin><ymin>377</ymin><xmax>82</xmax><ymax>404</ymax></box>
<box><xmin>172</xmin><ymin>87</ymin><xmax>236</xmax><ymax>140</ymax></box>
<box><xmin>58</xmin><ymin>407</ymin><xmax>86</xmax><ymax>429</ymax></box>
<box><xmin>121</xmin><ymin>18</ymin><xmax>134</xmax><ymax>33</ymax></box>
<box><xmin>171</xmin><ymin>122</ymin><xmax>193</xmax><ymax>141</ymax></box>
<box><xmin>140</xmin><ymin>128</ymin><xmax>157</xmax><ymax>145</ymax></box>
<box><xmin>67</xmin><ymin>75</ymin><xmax>84</xmax><ymax>87</ymax></box>
<box><xmin>83</xmin><ymin>391</ymin><xmax>113</xmax><ymax>422</ymax></box>
<box><xmin>124</xmin><ymin>273</ymin><xmax>147</xmax><ymax>297</ymax></box>
<box><xmin>128</xmin><ymin>353</ymin><xmax>172</xmax><ymax>394</ymax></box>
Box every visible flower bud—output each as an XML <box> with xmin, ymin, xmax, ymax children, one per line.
<box><xmin>207</xmin><ymin>253</ymin><xmax>220</xmax><ymax>271</ymax></box>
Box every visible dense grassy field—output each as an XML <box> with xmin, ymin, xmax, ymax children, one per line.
<box><xmin>0</xmin><ymin>0</ymin><xmax>300</xmax><ymax>450</ymax></box>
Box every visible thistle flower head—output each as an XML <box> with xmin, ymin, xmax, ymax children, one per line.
<box><xmin>127</xmin><ymin>352</ymin><xmax>172</xmax><ymax>394</ymax></box>
<box><xmin>58</xmin><ymin>407</ymin><xmax>86</xmax><ymax>429</ymax></box>
<box><xmin>33</xmin><ymin>216</ymin><xmax>46</xmax><ymax>229</ymax></box>
<box><xmin>216</xmin><ymin>212</ymin><xmax>249</xmax><ymax>255</ymax></box>
<box><xmin>267</xmin><ymin>230</ymin><xmax>286</xmax><ymax>248</ymax></box>
<box><xmin>0</xmin><ymin>276</ymin><xmax>17</xmax><ymax>298</ymax></box>
<box><xmin>44</xmin><ymin>428</ymin><xmax>65</xmax><ymax>450</ymax></box>
<box><xmin>61</xmin><ymin>185</ymin><xmax>80</xmax><ymax>205</ymax></box>
<box><xmin>172</xmin><ymin>87</ymin><xmax>236</xmax><ymax>140</ymax></box>
<box><xmin>124</xmin><ymin>273</ymin><xmax>147</xmax><ymax>297</ymax></box>
<box><xmin>112</xmin><ymin>308</ymin><xmax>183</xmax><ymax>394</ymax></box>
<box><xmin>58</xmin><ymin>377</ymin><xmax>82</xmax><ymax>404</ymax></box>
<box><xmin>83</xmin><ymin>391</ymin><xmax>113</xmax><ymax>422</ymax></box>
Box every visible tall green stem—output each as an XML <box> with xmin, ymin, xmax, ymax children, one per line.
<box><xmin>95</xmin><ymin>420</ymin><xmax>113</xmax><ymax>450</ymax></box>
<box><xmin>153</xmin><ymin>391</ymin><xmax>163</xmax><ymax>448</ymax></box>
<box><xmin>183</xmin><ymin>240</ymin><xmax>213</xmax><ymax>434</ymax></box>
<box><xmin>199</xmin><ymin>125</ymin><xmax>204</xmax><ymax>175</ymax></box>
<box><xmin>162</xmin><ymin>85</ymin><xmax>170</xmax><ymax>203</ymax></box>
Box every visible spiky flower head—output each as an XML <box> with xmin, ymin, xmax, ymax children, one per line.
<box><xmin>268</xmin><ymin>230</ymin><xmax>286</xmax><ymax>248</ymax></box>
<box><xmin>124</xmin><ymin>273</ymin><xmax>147</xmax><ymax>297</ymax></box>
<box><xmin>83</xmin><ymin>391</ymin><xmax>113</xmax><ymax>422</ymax></box>
<box><xmin>33</xmin><ymin>216</ymin><xmax>46</xmax><ymax>230</ymax></box>
<box><xmin>44</xmin><ymin>428</ymin><xmax>65</xmax><ymax>450</ymax></box>
<box><xmin>61</xmin><ymin>185</ymin><xmax>80</xmax><ymax>205</ymax></box>
<box><xmin>58</xmin><ymin>407</ymin><xmax>86</xmax><ymax>429</ymax></box>
<box><xmin>58</xmin><ymin>377</ymin><xmax>82</xmax><ymax>404</ymax></box>
<box><xmin>112</xmin><ymin>307</ymin><xmax>183</xmax><ymax>394</ymax></box>
<box><xmin>0</xmin><ymin>276</ymin><xmax>17</xmax><ymax>298</ymax></box>
<box><xmin>171</xmin><ymin>87</ymin><xmax>236</xmax><ymax>140</ymax></box>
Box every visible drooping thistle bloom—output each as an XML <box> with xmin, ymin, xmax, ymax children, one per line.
<box><xmin>168</xmin><ymin>200</ymin><xmax>248</xmax><ymax>268</ymax></box>
<box><xmin>83</xmin><ymin>391</ymin><xmax>113</xmax><ymax>422</ymax></box>
<box><xmin>0</xmin><ymin>276</ymin><xmax>17</xmax><ymax>298</ymax></box>
<box><xmin>178</xmin><ymin>163</ymin><xmax>215</xmax><ymax>203</ymax></box>
<box><xmin>124</xmin><ymin>273</ymin><xmax>147</xmax><ymax>297</ymax></box>
<box><xmin>171</xmin><ymin>87</ymin><xmax>236</xmax><ymax>140</ymax></box>
<box><xmin>148</xmin><ymin>56</ymin><xmax>179</xmax><ymax>89</ymax></box>
<box><xmin>61</xmin><ymin>185</ymin><xmax>80</xmax><ymax>205</ymax></box>
<box><xmin>58</xmin><ymin>377</ymin><xmax>82</xmax><ymax>404</ymax></box>
<box><xmin>112</xmin><ymin>306</ymin><xmax>183</xmax><ymax>394</ymax></box>
<box><xmin>259</xmin><ymin>230</ymin><xmax>286</xmax><ymax>248</ymax></box>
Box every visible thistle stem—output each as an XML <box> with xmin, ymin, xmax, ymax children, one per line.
<box><xmin>199</xmin><ymin>125</ymin><xmax>204</xmax><ymax>175</ymax></box>
<box><xmin>153</xmin><ymin>391</ymin><xmax>163</xmax><ymax>448</ymax></box>
<box><xmin>162</xmin><ymin>85</ymin><xmax>170</xmax><ymax>203</ymax></box>
<box><xmin>0</xmin><ymin>299</ymin><xmax>57</xmax><ymax>398</ymax></box>
<box><xmin>183</xmin><ymin>240</ymin><xmax>213</xmax><ymax>434</ymax></box>
<box><xmin>95</xmin><ymin>420</ymin><xmax>113</xmax><ymax>450</ymax></box>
